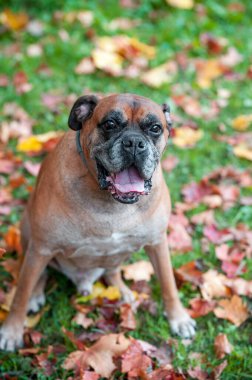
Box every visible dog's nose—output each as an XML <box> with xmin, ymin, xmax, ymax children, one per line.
<box><xmin>122</xmin><ymin>135</ymin><xmax>147</xmax><ymax>155</ymax></box>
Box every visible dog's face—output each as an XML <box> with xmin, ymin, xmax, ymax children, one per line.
<box><xmin>68</xmin><ymin>94</ymin><xmax>171</xmax><ymax>204</ymax></box>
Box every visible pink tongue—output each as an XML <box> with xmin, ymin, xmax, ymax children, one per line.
<box><xmin>113</xmin><ymin>166</ymin><xmax>145</xmax><ymax>193</ymax></box>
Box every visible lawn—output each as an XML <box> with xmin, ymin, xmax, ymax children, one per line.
<box><xmin>0</xmin><ymin>0</ymin><xmax>252</xmax><ymax>379</ymax></box>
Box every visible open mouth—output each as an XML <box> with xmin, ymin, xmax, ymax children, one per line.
<box><xmin>96</xmin><ymin>161</ymin><xmax>152</xmax><ymax>204</ymax></box>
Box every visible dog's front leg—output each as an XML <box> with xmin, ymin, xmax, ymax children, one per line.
<box><xmin>0</xmin><ymin>243</ymin><xmax>52</xmax><ymax>351</ymax></box>
<box><xmin>145</xmin><ymin>235</ymin><xmax>196</xmax><ymax>338</ymax></box>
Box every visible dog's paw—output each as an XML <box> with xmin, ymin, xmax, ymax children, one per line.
<box><xmin>28</xmin><ymin>293</ymin><xmax>46</xmax><ymax>313</ymax></box>
<box><xmin>169</xmin><ymin>314</ymin><xmax>196</xmax><ymax>339</ymax></box>
<box><xmin>0</xmin><ymin>325</ymin><xmax>23</xmax><ymax>352</ymax></box>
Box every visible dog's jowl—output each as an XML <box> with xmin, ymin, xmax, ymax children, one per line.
<box><xmin>0</xmin><ymin>93</ymin><xmax>196</xmax><ymax>351</ymax></box>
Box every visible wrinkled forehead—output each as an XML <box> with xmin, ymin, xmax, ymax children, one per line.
<box><xmin>94</xmin><ymin>94</ymin><xmax>165</xmax><ymax>125</ymax></box>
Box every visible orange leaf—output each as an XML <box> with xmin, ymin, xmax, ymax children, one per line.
<box><xmin>1</xmin><ymin>9</ymin><xmax>29</xmax><ymax>31</ymax></box>
<box><xmin>122</xmin><ymin>261</ymin><xmax>154</xmax><ymax>282</ymax></box>
<box><xmin>3</xmin><ymin>225</ymin><xmax>22</xmax><ymax>255</ymax></box>
<box><xmin>120</xmin><ymin>304</ymin><xmax>137</xmax><ymax>330</ymax></box>
<box><xmin>214</xmin><ymin>295</ymin><xmax>249</xmax><ymax>326</ymax></box>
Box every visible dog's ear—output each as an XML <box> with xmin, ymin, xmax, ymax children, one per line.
<box><xmin>162</xmin><ymin>103</ymin><xmax>172</xmax><ymax>133</ymax></box>
<box><xmin>68</xmin><ymin>95</ymin><xmax>99</xmax><ymax>131</ymax></box>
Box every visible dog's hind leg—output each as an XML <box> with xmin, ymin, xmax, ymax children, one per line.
<box><xmin>0</xmin><ymin>242</ymin><xmax>53</xmax><ymax>351</ymax></box>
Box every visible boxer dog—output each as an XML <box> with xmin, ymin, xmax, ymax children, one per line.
<box><xmin>0</xmin><ymin>94</ymin><xmax>195</xmax><ymax>351</ymax></box>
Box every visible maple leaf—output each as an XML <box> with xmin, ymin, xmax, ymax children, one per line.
<box><xmin>121</xmin><ymin>339</ymin><xmax>152</xmax><ymax>378</ymax></box>
<box><xmin>214</xmin><ymin>295</ymin><xmax>249</xmax><ymax>326</ymax></box>
<box><xmin>175</xmin><ymin>261</ymin><xmax>203</xmax><ymax>287</ymax></box>
<box><xmin>214</xmin><ymin>334</ymin><xmax>233</xmax><ymax>359</ymax></box>
<box><xmin>122</xmin><ymin>260</ymin><xmax>154</xmax><ymax>282</ymax></box>
<box><xmin>63</xmin><ymin>333</ymin><xmax>130</xmax><ymax>378</ymax></box>
<box><xmin>141</xmin><ymin>61</ymin><xmax>177</xmax><ymax>88</ymax></box>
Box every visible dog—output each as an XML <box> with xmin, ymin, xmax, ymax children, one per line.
<box><xmin>0</xmin><ymin>93</ymin><xmax>195</xmax><ymax>351</ymax></box>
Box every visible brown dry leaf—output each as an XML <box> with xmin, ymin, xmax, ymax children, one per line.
<box><xmin>173</xmin><ymin>126</ymin><xmax>203</xmax><ymax>148</ymax></box>
<box><xmin>1</xmin><ymin>9</ymin><xmax>29</xmax><ymax>31</ymax></box>
<box><xmin>187</xmin><ymin>366</ymin><xmax>208</xmax><ymax>380</ymax></box>
<box><xmin>196</xmin><ymin>59</ymin><xmax>224</xmax><ymax>88</ymax></box>
<box><xmin>188</xmin><ymin>298</ymin><xmax>215</xmax><ymax>318</ymax></box>
<box><xmin>214</xmin><ymin>295</ymin><xmax>249</xmax><ymax>326</ymax></box>
<box><xmin>232</xmin><ymin>115</ymin><xmax>252</xmax><ymax>131</ymax></box>
<box><xmin>141</xmin><ymin>61</ymin><xmax>177</xmax><ymax>88</ymax></box>
<box><xmin>121</xmin><ymin>339</ymin><xmax>152</xmax><ymax>378</ymax></box>
<box><xmin>175</xmin><ymin>261</ymin><xmax>203</xmax><ymax>287</ymax></box>
<box><xmin>214</xmin><ymin>334</ymin><xmax>233</xmax><ymax>359</ymax></box>
<box><xmin>166</xmin><ymin>0</ymin><xmax>194</xmax><ymax>9</ymax></box>
<box><xmin>233</xmin><ymin>143</ymin><xmax>252</xmax><ymax>161</ymax></box>
<box><xmin>63</xmin><ymin>333</ymin><xmax>130</xmax><ymax>377</ymax></box>
<box><xmin>122</xmin><ymin>261</ymin><xmax>154</xmax><ymax>282</ymax></box>
<box><xmin>72</xmin><ymin>311</ymin><xmax>94</xmax><ymax>329</ymax></box>
<box><xmin>120</xmin><ymin>303</ymin><xmax>137</xmax><ymax>330</ymax></box>
<box><xmin>201</xmin><ymin>270</ymin><xmax>231</xmax><ymax>300</ymax></box>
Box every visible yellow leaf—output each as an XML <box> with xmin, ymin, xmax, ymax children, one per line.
<box><xmin>233</xmin><ymin>143</ymin><xmax>252</xmax><ymax>161</ymax></box>
<box><xmin>166</xmin><ymin>0</ymin><xmax>194</xmax><ymax>9</ymax></box>
<box><xmin>173</xmin><ymin>127</ymin><xmax>203</xmax><ymax>148</ymax></box>
<box><xmin>0</xmin><ymin>309</ymin><xmax>8</xmax><ymax>322</ymax></box>
<box><xmin>1</xmin><ymin>9</ymin><xmax>29</xmax><ymax>31</ymax></box>
<box><xmin>92</xmin><ymin>49</ymin><xmax>123</xmax><ymax>76</ymax></box>
<box><xmin>128</xmin><ymin>37</ymin><xmax>156</xmax><ymax>59</ymax></box>
<box><xmin>232</xmin><ymin>115</ymin><xmax>252</xmax><ymax>131</ymax></box>
<box><xmin>100</xmin><ymin>286</ymin><xmax>121</xmax><ymax>300</ymax></box>
<box><xmin>196</xmin><ymin>59</ymin><xmax>223</xmax><ymax>88</ymax></box>
<box><xmin>17</xmin><ymin>136</ymin><xmax>43</xmax><ymax>152</ymax></box>
<box><xmin>25</xmin><ymin>306</ymin><xmax>49</xmax><ymax>328</ymax></box>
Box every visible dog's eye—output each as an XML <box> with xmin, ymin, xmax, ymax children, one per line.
<box><xmin>103</xmin><ymin>120</ymin><xmax>117</xmax><ymax>130</ymax></box>
<box><xmin>149</xmin><ymin>124</ymin><xmax>162</xmax><ymax>135</ymax></box>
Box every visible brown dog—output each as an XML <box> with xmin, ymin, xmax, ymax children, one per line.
<box><xmin>0</xmin><ymin>93</ymin><xmax>195</xmax><ymax>351</ymax></box>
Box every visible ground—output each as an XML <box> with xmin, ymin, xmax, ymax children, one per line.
<box><xmin>0</xmin><ymin>0</ymin><xmax>252</xmax><ymax>379</ymax></box>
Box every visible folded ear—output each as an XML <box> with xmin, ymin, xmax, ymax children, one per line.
<box><xmin>68</xmin><ymin>95</ymin><xmax>99</xmax><ymax>131</ymax></box>
<box><xmin>162</xmin><ymin>103</ymin><xmax>172</xmax><ymax>133</ymax></box>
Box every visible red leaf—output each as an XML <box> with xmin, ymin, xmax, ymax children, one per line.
<box><xmin>214</xmin><ymin>334</ymin><xmax>233</xmax><ymax>359</ymax></box>
<box><xmin>188</xmin><ymin>298</ymin><xmax>215</xmax><ymax>318</ymax></box>
<box><xmin>120</xmin><ymin>303</ymin><xmax>137</xmax><ymax>330</ymax></box>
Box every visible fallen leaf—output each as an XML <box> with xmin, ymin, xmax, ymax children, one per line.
<box><xmin>214</xmin><ymin>334</ymin><xmax>233</xmax><ymax>359</ymax></box>
<box><xmin>1</xmin><ymin>9</ymin><xmax>29</xmax><ymax>31</ymax></box>
<box><xmin>191</xmin><ymin>210</ymin><xmax>216</xmax><ymax>226</ymax></box>
<box><xmin>173</xmin><ymin>126</ymin><xmax>203</xmax><ymax>148</ymax></box>
<box><xmin>3</xmin><ymin>225</ymin><xmax>22</xmax><ymax>255</ymax></box>
<box><xmin>72</xmin><ymin>312</ymin><xmax>94</xmax><ymax>329</ymax></box>
<box><xmin>17</xmin><ymin>136</ymin><xmax>43</xmax><ymax>153</ymax></box>
<box><xmin>121</xmin><ymin>339</ymin><xmax>152</xmax><ymax>377</ymax></box>
<box><xmin>0</xmin><ymin>248</ymin><xmax>6</xmax><ymax>258</ymax></box>
<box><xmin>187</xmin><ymin>366</ymin><xmax>208</xmax><ymax>380</ymax></box>
<box><xmin>166</xmin><ymin>0</ymin><xmax>194</xmax><ymax>9</ymax></box>
<box><xmin>220</xmin><ymin>47</ymin><xmax>243</xmax><ymax>67</ymax></box>
<box><xmin>203</xmin><ymin>225</ymin><xmax>232</xmax><ymax>244</ymax></box>
<box><xmin>63</xmin><ymin>333</ymin><xmax>130</xmax><ymax>377</ymax></box>
<box><xmin>75</xmin><ymin>57</ymin><xmax>95</xmax><ymax>74</ymax></box>
<box><xmin>175</xmin><ymin>261</ymin><xmax>203</xmax><ymax>287</ymax></box>
<box><xmin>232</xmin><ymin>114</ymin><xmax>252</xmax><ymax>131</ymax></box>
<box><xmin>168</xmin><ymin>223</ymin><xmax>192</xmax><ymax>253</ymax></box>
<box><xmin>196</xmin><ymin>59</ymin><xmax>224</xmax><ymax>88</ymax></box>
<box><xmin>214</xmin><ymin>295</ymin><xmax>249</xmax><ymax>326</ymax></box>
<box><xmin>141</xmin><ymin>61</ymin><xmax>177</xmax><ymax>88</ymax></box>
<box><xmin>233</xmin><ymin>143</ymin><xmax>252</xmax><ymax>161</ymax></box>
<box><xmin>161</xmin><ymin>155</ymin><xmax>179</xmax><ymax>172</ymax></box>
<box><xmin>122</xmin><ymin>261</ymin><xmax>154</xmax><ymax>281</ymax></box>
<box><xmin>201</xmin><ymin>270</ymin><xmax>231</xmax><ymax>300</ymax></box>
<box><xmin>24</xmin><ymin>161</ymin><xmax>41</xmax><ymax>176</ymax></box>
<box><xmin>188</xmin><ymin>298</ymin><xmax>215</xmax><ymax>318</ymax></box>
<box><xmin>120</xmin><ymin>303</ymin><xmax>137</xmax><ymax>330</ymax></box>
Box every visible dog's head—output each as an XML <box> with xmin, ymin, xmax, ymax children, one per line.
<box><xmin>68</xmin><ymin>93</ymin><xmax>171</xmax><ymax>204</ymax></box>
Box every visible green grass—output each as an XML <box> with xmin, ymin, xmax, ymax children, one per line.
<box><xmin>1</xmin><ymin>0</ymin><xmax>252</xmax><ymax>378</ymax></box>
